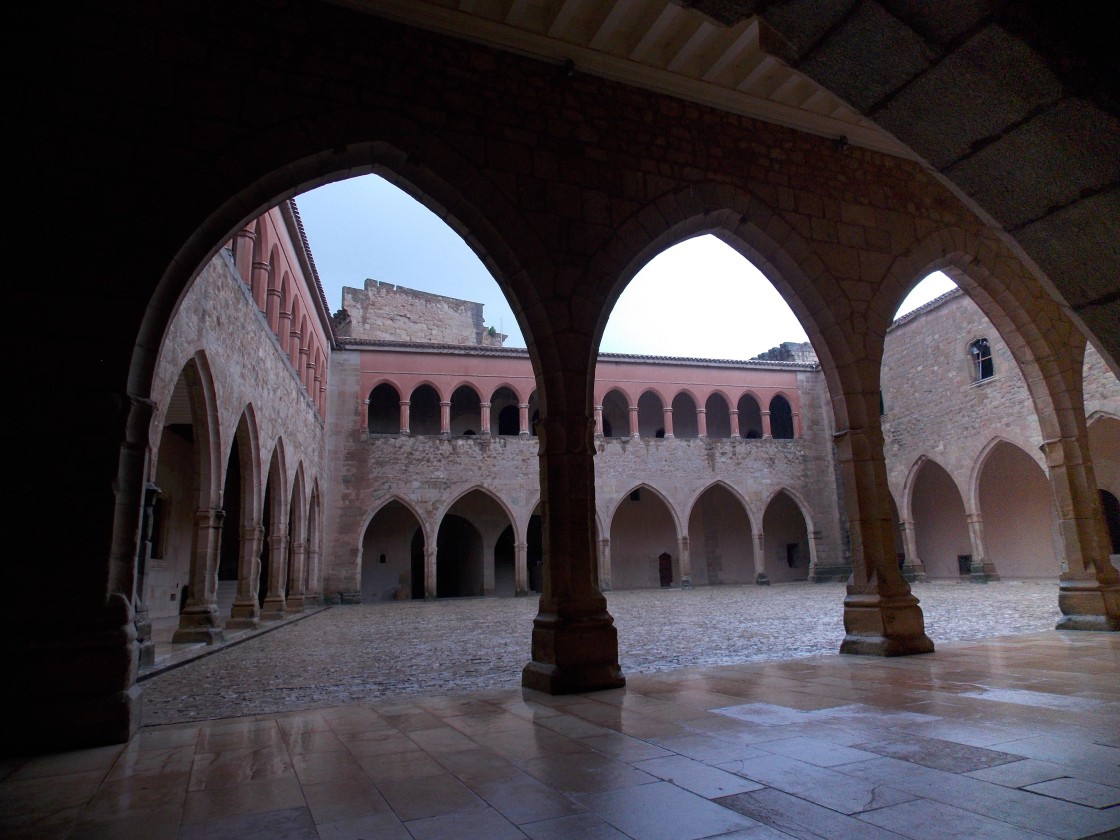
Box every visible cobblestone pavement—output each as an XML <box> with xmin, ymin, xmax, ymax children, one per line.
<box><xmin>141</xmin><ymin>580</ymin><xmax>1061</xmax><ymax>726</ymax></box>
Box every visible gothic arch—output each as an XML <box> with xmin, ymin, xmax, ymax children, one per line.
<box><xmin>684</xmin><ymin>480</ymin><xmax>758</xmax><ymax>534</ymax></box>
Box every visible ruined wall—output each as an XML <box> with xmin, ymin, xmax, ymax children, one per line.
<box><xmin>339</xmin><ymin>280</ymin><xmax>504</xmax><ymax>346</ymax></box>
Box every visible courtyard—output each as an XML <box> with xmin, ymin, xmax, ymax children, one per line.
<box><xmin>140</xmin><ymin>580</ymin><xmax>1063</xmax><ymax>726</ymax></box>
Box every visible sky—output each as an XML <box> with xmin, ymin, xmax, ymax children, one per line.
<box><xmin>295</xmin><ymin>174</ymin><xmax>956</xmax><ymax>359</ymax></box>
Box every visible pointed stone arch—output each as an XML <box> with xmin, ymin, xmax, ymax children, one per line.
<box><xmin>760</xmin><ymin>487</ymin><xmax>817</xmax><ymax>583</ymax></box>
<box><xmin>360</xmin><ymin>496</ymin><xmax>426</xmax><ymax>603</ymax></box>
<box><xmin>686</xmin><ymin>481</ymin><xmax>755</xmax><ymax>586</ymax></box>
<box><xmin>608</xmin><ymin>483</ymin><xmax>683</xmax><ymax>590</ymax></box>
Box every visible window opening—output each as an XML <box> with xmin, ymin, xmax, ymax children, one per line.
<box><xmin>969</xmin><ymin>338</ymin><xmax>993</xmax><ymax>381</ymax></box>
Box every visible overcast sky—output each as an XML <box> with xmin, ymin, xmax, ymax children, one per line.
<box><xmin>295</xmin><ymin>174</ymin><xmax>954</xmax><ymax>359</ymax></box>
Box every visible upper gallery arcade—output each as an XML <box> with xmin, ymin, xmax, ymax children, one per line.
<box><xmin>11</xmin><ymin>0</ymin><xmax>1118</xmax><ymax>753</ymax></box>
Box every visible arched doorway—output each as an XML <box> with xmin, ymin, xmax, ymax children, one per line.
<box><xmin>977</xmin><ymin>443</ymin><xmax>1058</xmax><ymax>578</ymax></box>
<box><xmin>609</xmin><ymin>487</ymin><xmax>679</xmax><ymax>589</ymax></box>
<box><xmin>910</xmin><ymin>460</ymin><xmax>971</xmax><ymax>578</ymax></box>
<box><xmin>361</xmin><ymin>500</ymin><xmax>424</xmax><ymax>602</ymax></box>
<box><xmin>687</xmin><ymin>484</ymin><xmax>753</xmax><ymax>585</ymax></box>
<box><xmin>438</xmin><ymin>490</ymin><xmax>514</xmax><ymax>597</ymax></box>
<box><xmin>761</xmin><ymin>490</ymin><xmax>811</xmax><ymax>583</ymax></box>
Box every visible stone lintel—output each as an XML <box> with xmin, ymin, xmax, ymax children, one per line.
<box><xmin>522</xmin><ymin>614</ymin><xmax>625</xmax><ymax>694</ymax></box>
<box><xmin>1057</xmin><ymin>580</ymin><xmax>1120</xmax><ymax>631</ymax></box>
<box><xmin>840</xmin><ymin>591</ymin><xmax>935</xmax><ymax>656</ymax></box>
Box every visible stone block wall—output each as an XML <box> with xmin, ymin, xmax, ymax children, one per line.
<box><xmin>340</xmin><ymin>280</ymin><xmax>504</xmax><ymax>346</ymax></box>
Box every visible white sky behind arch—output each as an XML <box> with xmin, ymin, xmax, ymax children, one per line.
<box><xmin>295</xmin><ymin>174</ymin><xmax>956</xmax><ymax>360</ymax></box>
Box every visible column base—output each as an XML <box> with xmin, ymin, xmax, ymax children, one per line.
<box><xmin>1057</xmin><ymin>579</ymin><xmax>1120</xmax><ymax>631</ymax></box>
<box><xmin>227</xmin><ymin>600</ymin><xmax>260</xmax><ymax>630</ymax></box>
<box><xmin>840</xmin><ymin>590</ymin><xmax>935</xmax><ymax>656</ymax></box>
<box><xmin>261</xmin><ymin>596</ymin><xmax>288</xmax><ymax>620</ymax></box>
<box><xmin>172</xmin><ymin>606</ymin><xmax>224</xmax><ymax>644</ymax></box>
<box><xmin>522</xmin><ymin>613</ymin><xmax>626</xmax><ymax>695</ymax></box>
<box><xmin>970</xmin><ymin>559</ymin><xmax>999</xmax><ymax>583</ymax></box>
<box><xmin>807</xmin><ymin>564</ymin><xmax>853</xmax><ymax>583</ymax></box>
<box><xmin>285</xmin><ymin>596</ymin><xmax>305</xmax><ymax>612</ymax></box>
<box><xmin>899</xmin><ymin>563</ymin><xmax>926</xmax><ymax>583</ymax></box>
<box><xmin>755</xmin><ymin>572</ymin><xmax>770</xmax><ymax>586</ymax></box>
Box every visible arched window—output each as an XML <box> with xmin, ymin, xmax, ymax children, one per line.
<box><xmin>367</xmin><ymin>383</ymin><xmax>400</xmax><ymax>434</ymax></box>
<box><xmin>769</xmin><ymin>395</ymin><xmax>794</xmax><ymax>439</ymax></box>
<box><xmin>969</xmin><ymin>338</ymin><xmax>993</xmax><ymax>382</ymax></box>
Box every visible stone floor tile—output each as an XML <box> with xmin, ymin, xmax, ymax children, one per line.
<box><xmin>710</xmin><ymin>702</ymin><xmax>814</xmax><ymax>725</ymax></box>
<box><xmin>314</xmin><ymin>812</ymin><xmax>412</xmax><ymax>840</ymax></box>
<box><xmin>375</xmin><ymin>772</ymin><xmax>487</xmax><ymax>821</ymax></box>
<box><xmin>580</xmin><ymin>732</ymin><xmax>676</xmax><ymax>762</ymax></box>
<box><xmin>844</xmin><ymin>755</ymin><xmax>1120</xmax><ymax>839</ymax></box>
<box><xmin>178</xmin><ymin>804</ymin><xmax>318</xmax><ymax>839</ymax></box>
<box><xmin>632</xmin><ymin>755</ymin><xmax>765</xmax><ymax>798</ymax></box>
<box><xmin>107</xmin><ymin>744</ymin><xmax>196</xmax><ymax>780</ymax></box>
<box><xmin>405</xmin><ymin>725</ymin><xmax>479</xmax><ymax>754</ymax></box>
<box><xmin>280</xmin><ymin>727</ymin><xmax>348</xmax><ymax>755</ymax></box>
<box><xmin>430</xmin><ymin>748</ymin><xmax>523</xmax><ymax>785</ymax></box>
<box><xmin>964</xmin><ymin>758</ymin><xmax>1072</xmax><ymax>788</ymax></box>
<box><xmin>189</xmin><ymin>744</ymin><xmax>294</xmax><ymax>791</ymax></box>
<box><xmin>0</xmin><ymin>770</ymin><xmax>105</xmax><ymax>818</ymax></box>
<box><xmin>290</xmin><ymin>749</ymin><xmax>364</xmax><ymax>785</ymax></box>
<box><xmin>358</xmin><ymin>748</ymin><xmax>448</xmax><ymax>784</ymax></box>
<box><xmin>0</xmin><ymin>805</ymin><xmax>81</xmax><ymax>840</ymax></box>
<box><xmin>718</xmin><ymin>753</ymin><xmax>915</xmax><ymax>814</ymax></box>
<box><xmin>300</xmin><ymin>775</ymin><xmax>391</xmax><ymax>823</ymax></box>
<box><xmin>467</xmin><ymin>770</ymin><xmax>586</xmax><ymax>824</ymax></box>
<box><xmin>716</xmin><ymin>787</ymin><xmax>909</xmax><ymax>840</ymax></box>
<box><xmin>647</xmin><ymin>733</ymin><xmax>773</xmax><ymax>764</ymax></box>
<box><xmin>519</xmin><ymin>751</ymin><xmax>658</xmax><ymax>794</ymax></box>
<box><xmin>79</xmin><ymin>770</ymin><xmax>190</xmax><ymax>822</ymax></box>
<box><xmin>67</xmin><ymin>806</ymin><xmax>182</xmax><ymax>840</ymax></box>
<box><xmin>405</xmin><ymin>805</ymin><xmax>528</xmax><ymax>839</ymax></box>
<box><xmin>1023</xmin><ymin>776</ymin><xmax>1120</xmax><ymax>809</ymax></box>
<box><xmin>856</xmin><ymin>796</ymin><xmax>1055</xmax><ymax>840</ymax></box>
<box><xmin>853</xmin><ymin>733</ymin><xmax>1022</xmax><ymax>773</ymax></box>
<box><xmin>7</xmin><ymin>744</ymin><xmax>124</xmax><ymax>781</ymax></box>
<box><xmin>573</xmin><ymin>780</ymin><xmax>761</xmax><ymax>840</ymax></box>
<box><xmin>520</xmin><ymin>812</ymin><xmax>633</xmax><ymax>840</ymax></box>
<box><xmin>180</xmin><ymin>774</ymin><xmax>306</xmax><ymax>825</ymax></box>
<box><xmin>754</xmin><ymin>735</ymin><xmax>880</xmax><ymax>767</ymax></box>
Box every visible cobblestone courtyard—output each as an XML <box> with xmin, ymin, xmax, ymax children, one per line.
<box><xmin>141</xmin><ymin>580</ymin><xmax>1062</xmax><ymax>726</ymax></box>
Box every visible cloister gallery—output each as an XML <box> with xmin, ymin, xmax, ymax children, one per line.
<box><xmin>12</xmin><ymin>0</ymin><xmax>1117</xmax><ymax>753</ymax></box>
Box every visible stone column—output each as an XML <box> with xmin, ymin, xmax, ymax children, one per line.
<box><xmin>697</xmin><ymin>407</ymin><xmax>708</xmax><ymax>438</ymax></box>
<box><xmin>440</xmin><ymin>401</ymin><xmax>451</xmax><ymax>436</ymax></box>
<box><xmin>1043</xmin><ymin>436</ymin><xmax>1120</xmax><ymax>630</ymax></box>
<box><xmin>228</xmin><ymin>524</ymin><xmax>263</xmax><ymax>629</ymax></box>
<box><xmin>522</xmin><ymin>413</ymin><xmax>625</xmax><ymax>694</ymax></box>
<box><xmin>251</xmin><ymin>259</ymin><xmax>269</xmax><ymax>313</ymax></box>
<box><xmin>678</xmin><ymin>535</ymin><xmax>691</xmax><ymax>588</ymax></box>
<box><xmin>299</xmin><ymin>346</ymin><xmax>311</xmax><ymax>392</ymax></box>
<box><xmin>836</xmin><ymin>426</ymin><xmax>934</xmax><ymax>656</ymax></box>
<box><xmin>761</xmin><ymin>410</ymin><xmax>772</xmax><ymax>439</ymax></box>
<box><xmin>278</xmin><ymin>307</ymin><xmax>292</xmax><ymax>354</ymax></box>
<box><xmin>593</xmin><ymin>405</ymin><xmax>603</xmax><ymax>436</ymax></box>
<box><xmin>599</xmin><ymin>538</ymin><xmax>612</xmax><ymax>592</ymax></box>
<box><xmin>793</xmin><ymin>411</ymin><xmax>801</xmax><ymax>438</ymax></box>
<box><xmin>628</xmin><ymin>405</ymin><xmax>639</xmax><ymax>438</ymax></box>
<box><xmin>966</xmin><ymin>512</ymin><xmax>999</xmax><ymax>582</ymax></box>
<box><xmin>399</xmin><ymin>400</ymin><xmax>410</xmax><ymax>435</ymax></box>
<box><xmin>361</xmin><ymin>398</ymin><xmax>370</xmax><ymax>432</ymax></box>
<box><xmin>752</xmin><ymin>531</ymin><xmax>769</xmax><ymax>585</ymax></box>
<box><xmin>480</xmin><ymin>402</ymin><xmax>492</xmax><ymax>436</ymax></box>
<box><xmin>305</xmin><ymin>541</ymin><xmax>322</xmax><ymax>606</ymax></box>
<box><xmin>898</xmin><ymin>519</ymin><xmax>927</xmax><ymax>581</ymax></box>
<box><xmin>730</xmin><ymin>409</ymin><xmax>741</xmax><ymax>439</ymax></box>
<box><xmin>286</xmin><ymin>540</ymin><xmax>307</xmax><ymax>611</ymax></box>
<box><xmin>233</xmin><ymin>227</ymin><xmax>255</xmax><ymax>284</ymax></box>
<box><xmin>288</xmin><ymin>328</ymin><xmax>301</xmax><ymax>372</ymax></box>
<box><xmin>134</xmin><ymin>482</ymin><xmax>161</xmax><ymax>667</ymax></box>
<box><xmin>266</xmin><ymin>284</ymin><xmax>282</xmax><ymax>338</ymax></box>
<box><xmin>260</xmin><ymin>532</ymin><xmax>289</xmax><ymax>620</ymax></box>
<box><xmin>424</xmin><ymin>543</ymin><xmax>438</xmax><ymax>600</ymax></box>
<box><xmin>662</xmin><ymin>406</ymin><xmax>674</xmax><ymax>439</ymax></box>
<box><xmin>515</xmin><ymin>541</ymin><xmax>528</xmax><ymax>595</ymax></box>
<box><xmin>519</xmin><ymin>403</ymin><xmax>530</xmax><ymax>436</ymax></box>
<box><xmin>173</xmin><ymin>507</ymin><xmax>226</xmax><ymax>644</ymax></box>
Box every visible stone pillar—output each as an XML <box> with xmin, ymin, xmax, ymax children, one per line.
<box><xmin>266</xmin><ymin>283</ymin><xmax>282</xmax><ymax>338</ymax></box>
<box><xmin>173</xmin><ymin>507</ymin><xmax>226</xmax><ymax>644</ymax></box>
<box><xmin>278</xmin><ymin>307</ymin><xmax>292</xmax><ymax>354</ymax></box>
<box><xmin>288</xmin><ymin>328</ymin><xmax>301</xmax><ymax>372</ymax></box>
<box><xmin>480</xmin><ymin>402</ymin><xmax>492</xmax><ymax>436</ymax></box>
<box><xmin>399</xmin><ymin>400</ymin><xmax>411</xmax><ymax>435</ymax></box>
<box><xmin>678</xmin><ymin>535</ymin><xmax>691</xmax><ymax>588</ymax></box>
<box><xmin>233</xmin><ymin>227</ymin><xmax>255</xmax><ymax>284</ymax></box>
<box><xmin>836</xmin><ymin>426</ymin><xmax>934</xmax><ymax>656</ymax></box>
<box><xmin>898</xmin><ymin>519</ymin><xmax>927</xmax><ymax>581</ymax></box>
<box><xmin>305</xmin><ymin>542</ymin><xmax>322</xmax><ymax>606</ymax></box>
<box><xmin>752</xmin><ymin>531</ymin><xmax>769</xmax><ymax>585</ymax></box>
<box><xmin>260</xmin><ymin>533</ymin><xmax>289</xmax><ymax>620</ymax></box>
<box><xmin>134</xmin><ymin>482</ymin><xmax>161</xmax><ymax>667</ymax></box>
<box><xmin>440</xmin><ymin>401</ymin><xmax>451</xmax><ymax>436</ymax></box>
<box><xmin>286</xmin><ymin>540</ymin><xmax>307</xmax><ymax>611</ymax></box>
<box><xmin>251</xmin><ymin>259</ymin><xmax>269</xmax><ymax>313</ymax></box>
<box><xmin>662</xmin><ymin>406</ymin><xmax>674</xmax><ymax>439</ymax></box>
<box><xmin>628</xmin><ymin>405</ymin><xmax>639</xmax><ymax>438</ymax></box>
<box><xmin>793</xmin><ymin>411</ymin><xmax>801</xmax><ymax>438</ymax></box>
<box><xmin>424</xmin><ymin>543</ymin><xmax>438</xmax><ymax>600</ymax></box>
<box><xmin>361</xmin><ymin>398</ymin><xmax>370</xmax><ymax>432</ymax></box>
<box><xmin>761</xmin><ymin>410</ymin><xmax>772</xmax><ymax>439</ymax></box>
<box><xmin>1043</xmin><ymin>436</ymin><xmax>1120</xmax><ymax>630</ymax></box>
<box><xmin>228</xmin><ymin>524</ymin><xmax>263</xmax><ymax>629</ymax></box>
<box><xmin>515</xmin><ymin>541</ymin><xmax>528</xmax><ymax>595</ymax></box>
<box><xmin>522</xmin><ymin>413</ymin><xmax>625</xmax><ymax>694</ymax></box>
<box><xmin>697</xmin><ymin>407</ymin><xmax>707</xmax><ymax>438</ymax></box>
<box><xmin>519</xmin><ymin>403</ymin><xmax>530</xmax><ymax>436</ymax></box>
<box><xmin>730</xmin><ymin>409</ymin><xmax>741</xmax><ymax>439</ymax></box>
<box><xmin>599</xmin><ymin>538</ymin><xmax>612</xmax><ymax>592</ymax></box>
<box><xmin>593</xmin><ymin>405</ymin><xmax>603</xmax><ymax>436</ymax></box>
<box><xmin>966</xmin><ymin>513</ymin><xmax>999</xmax><ymax>582</ymax></box>
<box><xmin>299</xmin><ymin>346</ymin><xmax>311</xmax><ymax>392</ymax></box>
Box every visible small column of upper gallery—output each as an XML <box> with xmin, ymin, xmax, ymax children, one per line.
<box><xmin>229</xmin><ymin>201</ymin><xmax>335</xmax><ymax>417</ymax></box>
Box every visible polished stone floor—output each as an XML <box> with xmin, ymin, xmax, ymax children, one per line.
<box><xmin>2</xmin><ymin>628</ymin><xmax>1117</xmax><ymax>839</ymax></box>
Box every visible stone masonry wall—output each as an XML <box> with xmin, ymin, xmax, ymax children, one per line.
<box><xmin>340</xmin><ymin>280</ymin><xmax>503</xmax><ymax>346</ymax></box>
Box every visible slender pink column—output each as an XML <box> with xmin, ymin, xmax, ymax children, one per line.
<box><xmin>697</xmin><ymin>407</ymin><xmax>708</xmax><ymax>438</ymax></box>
